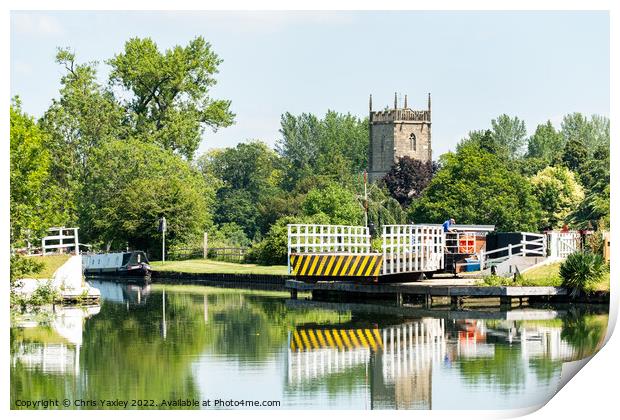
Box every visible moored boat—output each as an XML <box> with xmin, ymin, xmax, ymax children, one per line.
<box><xmin>82</xmin><ymin>251</ymin><xmax>151</xmax><ymax>280</ymax></box>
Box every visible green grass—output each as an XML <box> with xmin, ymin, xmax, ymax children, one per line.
<box><xmin>24</xmin><ymin>254</ymin><xmax>70</xmax><ymax>279</ymax></box>
<box><xmin>151</xmin><ymin>259</ymin><xmax>288</xmax><ymax>275</ymax></box>
<box><xmin>477</xmin><ymin>262</ymin><xmax>610</xmax><ymax>292</ymax></box>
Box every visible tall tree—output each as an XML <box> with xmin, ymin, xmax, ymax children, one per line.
<box><xmin>199</xmin><ymin>140</ymin><xmax>282</xmax><ymax>239</ymax></box>
<box><xmin>108</xmin><ymin>36</ymin><xmax>235</xmax><ymax>159</ymax></box>
<box><xmin>490</xmin><ymin>114</ymin><xmax>527</xmax><ymax>159</ymax></box>
<box><xmin>409</xmin><ymin>142</ymin><xmax>541</xmax><ymax>231</ymax></box>
<box><xmin>527</xmin><ymin>120</ymin><xmax>564</xmax><ymax>162</ymax></box>
<box><xmin>530</xmin><ymin>166</ymin><xmax>584</xmax><ymax>230</ymax></box>
<box><xmin>40</xmin><ymin>48</ymin><xmax>126</xmax><ymax>223</ymax></box>
<box><xmin>276</xmin><ymin>111</ymin><xmax>368</xmax><ymax>190</ymax></box>
<box><xmin>382</xmin><ymin>156</ymin><xmax>438</xmax><ymax>207</ymax></box>
<box><xmin>561</xmin><ymin>138</ymin><xmax>588</xmax><ymax>172</ymax></box>
<box><xmin>10</xmin><ymin>100</ymin><xmax>67</xmax><ymax>246</ymax></box>
<box><xmin>81</xmin><ymin>138</ymin><xmax>213</xmax><ymax>254</ymax></box>
<box><xmin>560</xmin><ymin>113</ymin><xmax>609</xmax><ymax>156</ymax></box>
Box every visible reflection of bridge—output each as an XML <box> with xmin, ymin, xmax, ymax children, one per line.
<box><xmin>11</xmin><ymin>306</ymin><xmax>100</xmax><ymax>375</ymax></box>
<box><xmin>286</xmin><ymin>313</ymin><xmax>585</xmax><ymax>409</ymax></box>
<box><xmin>287</xmin><ymin>319</ymin><xmax>444</xmax><ymax>409</ymax></box>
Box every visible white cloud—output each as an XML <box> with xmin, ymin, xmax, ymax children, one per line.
<box><xmin>12</xmin><ymin>13</ymin><xmax>64</xmax><ymax>36</ymax></box>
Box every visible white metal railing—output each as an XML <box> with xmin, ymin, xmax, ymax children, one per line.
<box><xmin>287</xmin><ymin>224</ymin><xmax>370</xmax><ymax>255</ymax></box>
<box><xmin>547</xmin><ymin>231</ymin><xmax>581</xmax><ymax>258</ymax></box>
<box><xmin>42</xmin><ymin>227</ymin><xmax>80</xmax><ymax>256</ymax></box>
<box><xmin>479</xmin><ymin>232</ymin><xmax>546</xmax><ymax>270</ymax></box>
<box><xmin>382</xmin><ymin>225</ymin><xmax>445</xmax><ymax>275</ymax></box>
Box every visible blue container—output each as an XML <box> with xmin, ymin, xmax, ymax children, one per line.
<box><xmin>465</xmin><ymin>258</ymin><xmax>480</xmax><ymax>272</ymax></box>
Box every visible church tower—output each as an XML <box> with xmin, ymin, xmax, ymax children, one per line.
<box><xmin>367</xmin><ymin>92</ymin><xmax>432</xmax><ymax>182</ymax></box>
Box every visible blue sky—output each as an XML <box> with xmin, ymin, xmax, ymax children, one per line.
<box><xmin>10</xmin><ymin>10</ymin><xmax>609</xmax><ymax>158</ymax></box>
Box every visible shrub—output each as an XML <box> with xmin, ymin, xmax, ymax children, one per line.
<box><xmin>10</xmin><ymin>254</ymin><xmax>44</xmax><ymax>288</ymax></box>
<box><xmin>29</xmin><ymin>281</ymin><xmax>60</xmax><ymax>306</ymax></box>
<box><xmin>559</xmin><ymin>252</ymin><xmax>605</xmax><ymax>298</ymax></box>
<box><xmin>246</xmin><ymin>213</ymin><xmax>330</xmax><ymax>266</ymax></box>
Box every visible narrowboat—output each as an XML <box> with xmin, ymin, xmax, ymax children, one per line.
<box><xmin>82</xmin><ymin>251</ymin><xmax>151</xmax><ymax>279</ymax></box>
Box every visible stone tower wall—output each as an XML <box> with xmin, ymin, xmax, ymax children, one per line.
<box><xmin>367</xmin><ymin>93</ymin><xmax>432</xmax><ymax>182</ymax></box>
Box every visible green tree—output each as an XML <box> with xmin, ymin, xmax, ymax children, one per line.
<box><xmin>10</xmin><ymin>100</ymin><xmax>67</xmax><ymax>246</ymax></box>
<box><xmin>80</xmin><ymin>139</ymin><xmax>213</xmax><ymax>255</ymax></box>
<box><xmin>560</xmin><ymin>113</ymin><xmax>609</xmax><ymax>156</ymax></box>
<box><xmin>39</xmin><ymin>50</ymin><xmax>126</xmax><ymax>224</ymax></box>
<box><xmin>527</xmin><ymin>120</ymin><xmax>564</xmax><ymax>162</ymax></box>
<box><xmin>108</xmin><ymin>37</ymin><xmax>235</xmax><ymax>160</ymax></box>
<box><xmin>302</xmin><ymin>182</ymin><xmax>364</xmax><ymax>225</ymax></box>
<box><xmin>571</xmin><ymin>144</ymin><xmax>610</xmax><ymax>227</ymax></box>
<box><xmin>490</xmin><ymin>114</ymin><xmax>527</xmax><ymax>159</ymax></box>
<box><xmin>409</xmin><ymin>143</ymin><xmax>541</xmax><ymax>231</ymax></box>
<box><xmin>367</xmin><ymin>184</ymin><xmax>407</xmax><ymax>231</ymax></box>
<box><xmin>530</xmin><ymin>166</ymin><xmax>584</xmax><ymax>230</ymax></box>
<box><xmin>561</xmin><ymin>137</ymin><xmax>588</xmax><ymax>172</ymax></box>
<box><xmin>201</xmin><ymin>140</ymin><xmax>283</xmax><ymax>239</ymax></box>
<box><xmin>246</xmin><ymin>214</ymin><xmax>330</xmax><ymax>265</ymax></box>
<box><xmin>276</xmin><ymin>111</ymin><xmax>368</xmax><ymax>189</ymax></box>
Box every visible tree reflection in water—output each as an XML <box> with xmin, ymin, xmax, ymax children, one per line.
<box><xmin>11</xmin><ymin>283</ymin><xmax>609</xmax><ymax>410</ymax></box>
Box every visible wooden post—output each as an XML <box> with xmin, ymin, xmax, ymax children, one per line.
<box><xmin>203</xmin><ymin>232</ymin><xmax>208</xmax><ymax>259</ymax></box>
<box><xmin>74</xmin><ymin>228</ymin><xmax>79</xmax><ymax>255</ymax></box>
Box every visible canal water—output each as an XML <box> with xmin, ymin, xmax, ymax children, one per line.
<box><xmin>11</xmin><ymin>280</ymin><xmax>609</xmax><ymax>410</ymax></box>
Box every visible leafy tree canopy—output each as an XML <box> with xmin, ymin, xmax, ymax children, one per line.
<box><xmin>382</xmin><ymin>156</ymin><xmax>438</xmax><ymax>207</ymax></box>
<box><xmin>527</xmin><ymin>120</ymin><xmax>564</xmax><ymax>162</ymax></box>
<box><xmin>302</xmin><ymin>182</ymin><xmax>364</xmax><ymax>226</ymax></box>
<box><xmin>108</xmin><ymin>36</ymin><xmax>235</xmax><ymax>159</ymax></box>
<box><xmin>530</xmin><ymin>166</ymin><xmax>584</xmax><ymax>230</ymax></box>
<box><xmin>80</xmin><ymin>138</ymin><xmax>213</xmax><ymax>254</ymax></box>
<box><xmin>276</xmin><ymin>110</ymin><xmax>368</xmax><ymax>189</ymax></box>
<box><xmin>409</xmin><ymin>142</ymin><xmax>541</xmax><ymax>231</ymax></box>
<box><xmin>10</xmin><ymin>99</ymin><xmax>68</xmax><ymax>246</ymax></box>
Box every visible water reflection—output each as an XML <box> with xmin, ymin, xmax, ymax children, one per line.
<box><xmin>10</xmin><ymin>281</ymin><xmax>608</xmax><ymax>410</ymax></box>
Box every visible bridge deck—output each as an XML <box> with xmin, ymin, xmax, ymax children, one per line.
<box><xmin>286</xmin><ymin>279</ymin><xmax>567</xmax><ymax>298</ymax></box>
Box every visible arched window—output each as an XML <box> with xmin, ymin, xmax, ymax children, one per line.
<box><xmin>409</xmin><ymin>133</ymin><xmax>417</xmax><ymax>151</ymax></box>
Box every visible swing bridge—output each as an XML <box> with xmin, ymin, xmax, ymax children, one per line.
<box><xmin>287</xmin><ymin>223</ymin><xmax>554</xmax><ymax>280</ymax></box>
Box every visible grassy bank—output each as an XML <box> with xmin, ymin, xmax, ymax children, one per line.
<box><xmin>151</xmin><ymin>259</ymin><xmax>288</xmax><ymax>276</ymax></box>
<box><xmin>478</xmin><ymin>262</ymin><xmax>610</xmax><ymax>292</ymax></box>
<box><xmin>24</xmin><ymin>254</ymin><xmax>70</xmax><ymax>279</ymax></box>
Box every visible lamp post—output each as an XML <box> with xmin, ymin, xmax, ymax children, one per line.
<box><xmin>158</xmin><ymin>216</ymin><xmax>167</xmax><ymax>264</ymax></box>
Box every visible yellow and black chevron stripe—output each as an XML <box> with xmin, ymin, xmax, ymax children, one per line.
<box><xmin>290</xmin><ymin>328</ymin><xmax>383</xmax><ymax>352</ymax></box>
<box><xmin>290</xmin><ymin>253</ymin><xmax>382</xmax><ymax>277</ymax></box>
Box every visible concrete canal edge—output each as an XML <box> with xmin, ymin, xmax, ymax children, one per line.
<box><xmin>15</xmin><ymin>255</ymin><xmax>100</xmax><ymax>304</ymax></box>
<box><xmin>151</xmin><ymin>270</ymin><xmax>288</xmax><ymax>289</ymax></box>
<box><xmin>285</xmin><ymin>279</ymin><xmax>610</xmax><ymax>307</ymax></box>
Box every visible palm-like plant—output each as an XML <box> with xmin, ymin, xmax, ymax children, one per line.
<box><xmin>560</xmin><ymin>252</ymin><xmax>605</xmax><ymax>298</ymax></box>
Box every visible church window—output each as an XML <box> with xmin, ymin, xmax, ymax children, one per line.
<box><xmin>409</xmin><ymin>133</ymin><xmax>417</xmax><ymax>151</ymax></box>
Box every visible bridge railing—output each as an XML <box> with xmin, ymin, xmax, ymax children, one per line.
<box><xmin>479</xmin><ymin>232</ymin><xmax>546</xmax><ymax>270</ymax></box>
<box><xmin>287</xmin><ymin>224</ymin><xmax>371</xmax><ymax>254</ymax></box>
<box><xmin>382</xmin><ymin>225</ymin><xmax>445</xmax><ymax>275</ymax></box>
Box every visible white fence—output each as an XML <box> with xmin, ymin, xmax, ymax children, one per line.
<box><xmin>480</xmin><ymin>232</ymin><xmax>546</xmax><ymax>270</ymax></box>
<box><xmin>42</xmin><ymin>227</ymin><xmax>79</xmax><ymax>256</ymax></box>
<box><xmin>382</xmin><ymin>225</ymin><xmax>445</xmax><ymax>275</ymax></box>
<box><xmin>547</xmin><ymin>231</ymin><xmax>581</xmax><ymax>258</ymax></box>
<box><xmin>287</xmin><ymin>224</ymin><xmax>371</xmax><ymax>255</ymax></box>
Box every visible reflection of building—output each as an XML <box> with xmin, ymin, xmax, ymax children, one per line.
<box><xmin>286</xmin><ymin>310</ymin><xmax>590</xmax><ymax>409</ymax></box>
<box><xmin>287</xmin><ymin>319</ymin><xmax>445</xmax><ymax>409</ymax></box>
<box><xmin>11</xmin><ymin>306</ymin><xmax>100</xmax><ymax>375</ymax></box>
